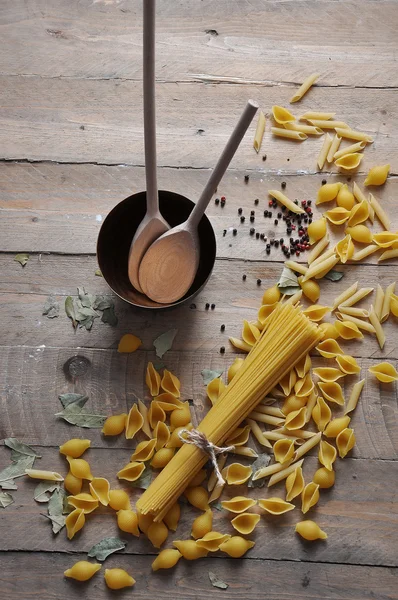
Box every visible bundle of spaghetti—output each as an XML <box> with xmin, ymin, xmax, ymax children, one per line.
<box><xmin>136</xmin><ymin>304</ymin><xmax>322</xmax><ymax>521</ymax></box>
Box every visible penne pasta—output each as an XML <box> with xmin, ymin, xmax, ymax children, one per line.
<box><xmin>231</xmin><ymin>447</ymin><xmax>259</xmax><ymax>458</ymax></box>
<box><xmin>368</xmin><ymin>305</ymin><xmax>385</xmax><ymax>349</ymax></box>
<box><xmin>327</xmin><ymin>135</ymin><xmax>341</xmax><ymax>163</ymax></box>
<box><xmin>380</xmin><ymin>282</ymin><xmax>396</xmax><ymax>323</ymax></box>
<box><xmin>335</xmin><ymin>312</ymin><xmax>376</xmax><ymax>333</ymax></box>
<box><xmin>302</xmin><ymin>255</ymin><xmax>340</xmax><ymax>282</ymax></box>
<box><xmin>253</xmin><ymin>111</ymin><xmax>266</xmax><ymax>153</ymax></box>
<box><xmin>331</xmin><ymin>281</ymin><xmax>358</xmax><ymax>311</ymax></box>
<box><xmin>290</xmin><ymin>73</ymin><xmax>320</xmax><ymax>103</ymax></box>
<box><xmin>339</xmin><ymin>287</ymin><xmax>374</xmax><ymax>308</ymax></box>
<box><xmin>248</xmin><ymin>411</ymin><xmax>285</xmax><ymax>427</ymax></box>
<box><xmin>333</xmin><ymin>141</ymin><xmax>366</xmax><ymax>160</ymax></box>
<box><xmin>285</xmin><ymin>260</ymin><xmax>308</xmax><ymax>275</ymax></box>
<box><xmin>262</xmin><ymin>430</ymin><xmax>298</xmax><ymax>442</ymax></box>
<box><xmin>345</xmin><ymin>379</ymin><xmax>365</xmax><ymax>415</ymax></box>
<box><xmin>369</xmin><ymin>193</ymin><xmax>391</xmax><ymax>231</ymax></box>
<box><xmin>379</xmin><ymin>248</ymin><xmax>398</xmax><ymax>262</ymax></box>
<box><xmin>305</xmin><ymin>391</ymin><xmax>318</xmax><ymax>423</ymax></box>
<box><xmin>292</xmin><ymin>432</ymin><xmax>322</xmax><ymax>461</ymax></box>
<box><xmin>317</xmin><ymin>133</ymin><xmax>332</xmax><ymax>170</ymax></box>
<box><xmin>283</xmin><ymin>290</ymin><xmax>303</xmax><ymax>305</ymax></box>
<box><xmin>271</xmin><ymin>127</ymin><xmax>307</xmax><ymax>141</ymax></box>
<box><xmin>268</xmin><ymin>190</ymin><xmax>305</xmax><ymax>214</ymax></box>
<box><xmin>246</xmin><ymin>418</ymin><xmax>272</xmax><ymax>448</ymax></box>
<box><xmin>309</xmin><ymin>120</ymin><xmax>349</xmax><ymax>129</ymax></box>
<box><xmin>352</xmin><ymin>244</ymin><xmax>380</xmax><ymax>262</ymax></box>
<box><xmin>274</xmin><ymin>427</ymin><xmax>317</xmax><ymax>440</ymax></box>
<box><xmin>374</xmin><ymin>285</ymin><xmax>385</xmax><ymax>320</ymax></box>
<box><xmin>268</xmin><ymin>459</ymin><xmax>305</xmax><ymax>487</ymax></box>
<box><xmin>300</xmin><ymin>111</ymin><xmax>335</xmax><ymax>121</ymax></box>
<box><xmin>353</xmin><ymin>182</ymin><xmax>367</xmax><ymax>204</ymax></box>
<box><xmin>338</xmin><ymin>306</ymin><xmax>369</xmax><ymax>318</ymax></box>
<box><xmin>253</xmin><ymin>458</ymin><xmax>298</xmax><ymax>482</ymax></box>
<box><xmin>284</xmin><ymin>122</ymin><xmax>323</xmax><ymax>136</ymax></box>
<box><xmin>310</xmin><ymin>247</ymin><xmax>335</xmax><ymax>269</ymax></box>
<box><xmin>207</xmin><ymin>455</ymin><xmax>227</xmax><ymax>493</ymax></box>
<box><xmin>307</xmin><ymin>234</ymin><xmax>330</xmax><ymax>265</ymax></box>
<box><xmin>252</xmin><ymin>405</ymin><xmax>285</xmax><ymax>418</ymax></box>
<box><xmin>335</xmin><ymin>128</ymin><xmax>373</xmax><ymax>143</ymax></box>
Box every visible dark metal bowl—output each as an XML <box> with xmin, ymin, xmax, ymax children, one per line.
<box><xmin>97</xmin><ymin>190</ymin><xmax>216</xmax><ymax>309</ymax></box>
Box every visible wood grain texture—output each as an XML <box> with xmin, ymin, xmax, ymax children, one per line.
<box><xmin>1</xmin><ymin>0</ymin><xmax>398</xmax><ymax>88</ymax></box>
<box><xmin>0</xmin><ymin>446</ymin><xmax>397</xmax><ymax>566</ymax></box>
<box><xmin>0</xmin><ymin>345</ymin><xmax>396</xmax><ymax>459</ymax></box>
<box><xmin>0</xmin><ymin>77</ymin><xmax>396</xmax><ymax>168</ymax></box>
<box><xmin>1</xmin><ymin>552</ymin><xmax>396</xmax><ymax>600</ymax></box>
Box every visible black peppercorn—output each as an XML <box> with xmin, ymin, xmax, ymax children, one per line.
<box><xmin>254</xmin><ymin>198</ymin><xmax>259</xmax><ymax>205</ymax></box>
<box><xmin>274</xmin><ymin>219</ymin><xmax>278</xmax><ymax>225</ymax></box>
<box><xmin>233</xmin><ymin>228</ymin><xmax>237</xmax><ymax>235</ymax></box>
<box><xmin>256</xmin><ymin>232</ymin><xmax>260</xmax><ymax>239</ymax></box>
<box><xmin>257</xmin><ymin>279</ymin><xmax>261</xmax><ymax>285</ymax></box>
<box><xmin>240</xmin><ymin>215</ymin><xmax>245</xmax><ymax>223</ymax></box>
<box><xmin>281</xmin><ymin>181</ymin><xmax>286</xmax><ymax>189</ymax></box>
<box><xmin>266</xmin><ymin>248</ymin><xmax>270</xmax><ymax>254</ymax></box>
<box><xmin>223</xmin><ymin>229</ymin><xmax>227</xmax><ymax>236</ymax></box>
<box><xmin>250</xmin><ymin>210</ymin><xmax>255</xmax><ymax>216</ymax></box>
<box><xmin>250</xmin><ymin>228</ymin><xmax>255</xmax><ymax>235</ymax></box>
<box><xmin>322</xmin><ymin>179</ymin><xmax>327</xmax><ymax>185</ymax></box>
<box><xmin>242</xmin><ymin>274</ymin><xmax>247</xmax><ymax>280</ymax></box>
<box><xmin>250</xmin><ymin>216</ymin><xmax>255</xmax><ymax>223</ymax></box>
<box><xmin>263</xmin><ymin>210</ymin><xmax>268</xmax><ymax>217</ymax></box>
<box><xmin>211</xmin><ymin>303</ymin><xmax>215</xmax><ymax>310</ymax></box>
<box><xmin>205</xmin><ymin>303</ymin><xmax>210</xmax><ymax>310</ymax></box>
<box><xmin>220</xmin><ymin>324</ymin><xmax>225</xmax><ymax>331</ymax></box>
<box><xmin>238</xmin><ymin>207</ymin><xmax>243</xmax><ymax>214</ymax></box>
<box><xmin>220</xmin><ymin>346</ymin><xmax>225</xmax><ymax>354</ymax></box>
<box><xmin>215</xmin><ymin>198</ymin><xmax>220</xmax><ymax>205</ymax></box>
<box><xmin>244</xmin><ymin>174</ymin><xmax>249</xmax><ymax>183</ymax></box>
<box><xmin>260</xmin><ymin>233</ymin><xmax>265</xmax><ymax>240</ymax></box>
<box><xmin>262</xmin><ymin>154</ymin><xmax>267</xmax><ymax>161</ymax></box>
<box><xmin>280</xmin><ymin>238</ymin><xmax>284</xmax><ymax>244</ymax></box>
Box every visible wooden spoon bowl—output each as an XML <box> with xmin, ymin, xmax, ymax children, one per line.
<box><xmin>97</xmin><ymin>190</ymin><xmax>216</xmax><ymax>309</ymax></box>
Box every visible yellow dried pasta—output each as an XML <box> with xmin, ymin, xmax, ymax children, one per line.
<box><xmin>163</xmin><ymin>502</ymin><xmax>181</xmax><ymax>532</ymax></box>
<box><xmin>364</xmin><ymin>164</ymin><xmax>390</xmax><ymax>186</ymax></box>
<box><xmin>272</xmin><ymin>105</ymin><xmax>295</xmax><ymax>124</ymax></box>
<box><xmin>259</xmin><ymin>497</ymin><xmax>295</xmax><ymax>515</ymax></box>
<box><xmin>368</xmin><ymin>362</ymin><xmax>398</xmax><ymax>383</ymax></box>
<box><xmin>146</xmin><ymin>362</ymin><xmax>161</xmax><ymax>397</ymax></box>
<box><xmin>184</xmin><ymin>486</ymin><xmax>210</xmax><ymax>510</ymax></box>
<box><xmin>273</xmin><ymin>438</ymin><xmax>295</xmax><ymax>464</ymax></box>
<box><xmin>117</xmin><ymin>462</ymin><xmax>145</xmax><ymax>482</ymax></box>
<box><xmin>242</xmin><ymin>320</ymin><xmax>261</xmax><ymax>346</ymax></box>
<box><xmin>318</xmin><ymin>440</ymin><xmax>337</xmax><ymax>471</ymax></box>
<box><xmin>347</xmin><ymin>200</ymin><xmax>369</xmax><ymax>227</ymax></box>
<box><xmin>313</xmin><ymin>467</ymin><xmax>335</xmax><ymax>488</ymax></box>
<box><xmin>67</xmin><ymin>458</ymin><xmax>93</xmax><ymax>481</ymax></box>
<box><xmin>317</xmin><ymin>381</ymin><xmax>345</xmax><ymax>406</ymax></box>
<box><xmin>117</xmin><ymin>334</ymin><xmax>141</xmax><ymax>353</ymax></box>
<box><xmin>284</xmin><ymin>406</ymin><xmax>306</xmax><ymax>430</ymax></box>
<box><xmin>152</xmin><ymin>549</ymin><xmax>182</xmax><ymax>571</ymax></box>
<box><xmin>312</xmin><ymin>367</ymin><xmax>345</xmax><ymax>382</ymax></box>
<box><xmin>312</xmin><ymin>396</ymin><xmax>332</xmax><ymax>431</ymax></box>
<box><xmin>173</xmin><ymin>539</ymin><xmax>209</xmax><ymax>560</ymax></box>
<box><xmin>295</xmin><ymin>520</ymin><xmax>327</xmax><ymax>541</ymax></box>
<box><xmin>68</xmin><ymin>492</ymin><xmax>98</xmax><ymax>514</ymax></box>
<box><xmin>231</xmin><ymin>513</ymin><xmax>260</xmax><ymax>535</ymax></box>
<box><xmin>303</xmin><ymin>305</ymin><xmax>331</xmax><ymax>322</ymax></box>
<box><xmin>228</xmin><ymin>357</ymin><xmax>245</xmax><ymax>382</ymax></box>
<box><xmin>225</xmin><ymin>463</ymin><xmax>253</xmax><ymax>485</ymax></box>
<box><xmin>299</xmin><ymin>279</ymin><xmax>320</xmax><ymax>303</ymax></box>
<box><xmin>104</xmin><ymin>568</ymin><xmax>135</xmax><ymax>590</ymax></box>
<box><xmin>64</xmin><ymin>561</ymin><xmax>101</xmax><ymax>581</ymax></box>
<box><xmin>191</xmin><ymin>508</ymin><xmax>213</xmax><ymax>539</ymax></box>
<box><xmin>148</xmin><ymin>401</ymin><xmax>166</xmax><ymax>429</ymax></box>
<box><xmin>325</xmin><ymin>207</ymin><xmax>350</xmax><ymax>225</ymax></box>
<box><xmin>196</xmin><ymin>532</ymin><xmax>231</xmax><ymax>552</ymax></box>
<box><xmin>221</xmin><ymin>496</ymin><xmax>257</xmax><ymax>514</ymax></box>
<box><xmin>308</xmin><ymin>218</ymin><xmax>327</xmax><ymax>244</ymax></box>
<box><xmin>102</xmin><ymin>414</ymin><xmax>127</xmax><ymax>436</ymax></box>
<box><xmin>219</xmin><ymin>536</ymin><xmax>255</xmax><ymax>558</ymax></box>
<box><xmin>131</xmin><ymin>439</ymin><xmax>157</xmax><ymax>462</ymax></box>
<box><xmin>335</xmin><ymin>152</ymin><xmax>363</xmax><ymax>170</ymax></box>
<box><xmin>59</xmin><ymin>439</ymin><xmax>91</xmax><ymax>458</ymax></box>
<box><xmin>301</xmin><ymin>483</ymin><xmax>320</xmax><ymax>514</ymax></box>
<box><xmin>147</xmin><ymin>520</ymin><xmax>168</xmax><ymax>548</ymax></box>
<box><xmin>64</xmin><ymin>470</ymin><xmax>83</xmax><ymax>495</ymax></box>
<box><xmin>336</xmin><ymin>428</ymin><xmax>356</xmax><ymax>458</ymax></box>
<box><xmin>335</xmin><ymin>234</ymin><xmax>354</xmax><ymax>263</ymax></box>
<box><xmin>316</xmin><ymin>182</ymin><xmax>342</xmax><ymax>205</ymax></box>
<box><xmin>285</xmin><ymin>466</ymin><xmax>305</xmax><ymax>501</ymax></box>
<box><xmin>169</xmin><ymin>402</ymin><xmax>191</xmax><ymax>429</ymax></box>
<box><xmin>336</xmin><ymin>184</ymin><xmax>355</xmax><ymax>210</ymax></box>
<box><xmin>334</xmin><ymin>320</ymin><xmax>364</xmax><ymax>340</ymax></box>
<box><xmin>151</xmin><ymin>448</ymin><xmax>175</xmax><ymax>469</ymax></box>
<box><xmin>207</xmin><ymin>377</ymin><xmax>226</xmax><ymax>405</ymax></box>
<box><xmin>161</xmin><ymin>369</ymin><xmax>181</xmax><ymax>397</ymax></box>
<box><xmin>154</xmin><ymin>421</ymin><xmax>170</xmax><ymax>450</ymax></box>
<box><xmin>346</xmin><ymin>225</ymin><xmax>373</xmax><ymax>244</ymax></box>
<box><xmin>109</xmin><ymin>489</ymin><xmax>131</xmax><ymax>511</ymax></box>
<box><xmin>324</xmin><ymin>416</ymin><xmax>351</xmax><ymax>438</ymax></box>
<box><xmin>125</xmin><ymin>403</ymin><xmax>144</xmax><ymax>439</ymax></box>
<box><xmin>336</xmin><ymin>354</ymin><xmax>360</xmax><ymax>374</ymax></box>
<box><xmin>65</xmin><ymin>508</ymin><xmax>85</xmax><ymax>540</ymax></box>
<box><xmin>117</xmin><ymin>509</ymin><xmax>140</xmax><ymax>536</ymax></box>
<box><xmin>316</xmin><ymin>339</ymin><xmax>344</xmax><ymax>358</ymax></box>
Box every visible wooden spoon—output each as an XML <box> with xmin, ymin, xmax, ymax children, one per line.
<box><xmin>138</xmin><ymin>100</ymin><xmax>259</xmax><ymax>304</ymax></box>
<box><xmin>127</xmin><ymin>0</ymin><xmax>169</xmax><ymax>292</ymax></box>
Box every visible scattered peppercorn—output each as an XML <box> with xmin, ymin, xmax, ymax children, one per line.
<box><xmin>240</xmin><ymin>215</ymin><xmax>245</xmax><ymax>223</ymax></box>
<box><xmin>223</xmin><ymin>229</ymin><xmax>227</xmax><ymax>236</ymax></box>
<box><xmin>211</xmin><ymin>303</ymin><xmax>215</xmax><ymax>310</ymax></box>
<box><xmin>242</xmin><ymin>274</ymin><xmax>247</xmax><ymax>280</ymax></box>
<box><xmin>190</xmin><ymin>303</ymin><xmax>196</xmax><ymax>309</ymax></box>
<box><xmin>322</xmin><ymin>179</ymin><xmax>327</xmax><ymax>185</ymax></box>
<box><xmin>278</xmin><ymin>212</ymin><xmax>282</xmax><ymax>218</ymax></box>
<box><xmin>250</xmin><ymin>210</ymin><xmax>255</xmax><ymax>216</ymax></box>
<box><xmin>221</xmin><ymin>196</ymin><xmax>226</xmax><ymax>201</ymax></box>
<box><xmin>250</xmin><ymin>216</ymin><xmax>255</xmax><ymax>223</ymax></box>
<box><xmin>238</xmin><ymin>207</ymin><xmax>243</xmax><ymax>215</ymax></box>
<box><xmin>205</xmin><ymin>303</ymin><xmax>210</xmax><ymax>310</ymax></box>
<box><xmin>266</xmin><ymin>248</ymin><xmax>270</xmax><ymax>254</ymax></box>
<box><xmin>233</xmin><ymin>228</ymin><xmax>237</xmax><ymax>235</ymax></box>
<box><xmin>274</xmin><ymin>219</ymin><xmax>278</xmax><ymax>225</ymax></box>
<box><xmin>256</xmin><ymin>232</ymin><xmax>260</xmax><ymax>239</ymax></box>
<box><xmin>257</xmin><ymin>279</ymin><xmax>262</xmax><ymax>286</ymax></box>
<box><xmin>281</xmin><ymin>181</ymin><xmax>286</xmax><ymax>189</ymax></box>
<box><xmin>262</xmin><ymin>154</ymin><xmax>267</xmax><ymax>161</ymax></box>
<box><xmin>220</xmin><ymin>346</ymin><xmax>225</xmax><ymax>354</ymax></box>
<box><xmin>250</xmin><ymin>228</ymin><xmax>255</xmax><ymax>235</ymax></box>
<box><xmin>220</xmin><ymin>324</ymin><xmax>225</xmax><ymax>331</ymax></box>
<box><xmin>294</xmin><ymin>199</ymin><xmax>298</xmax><ymax>205</ymax></box>
<box><xmin>254</xmin><ymin>198</ymin><xmax>259</xmax><ymax>205</ymax></box>
<box><xmin>260</xmin><ymin>233</ymin><xmax>265</xmax><ymax>240</ymax></box>
<box><xmin>215</xmin><ymin>198</ymin><xmax>220</xmax><ymax>205</ymax></box>
<box><xmin>244</xmin><ymin>175</ymin><xmax>249</xmax><ymax>183</ymax></box>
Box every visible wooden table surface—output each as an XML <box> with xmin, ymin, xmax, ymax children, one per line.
<box><xmin>1</xmin><ymin>1</ymin><xmax>397</xmax><ymax>598</ymax></box>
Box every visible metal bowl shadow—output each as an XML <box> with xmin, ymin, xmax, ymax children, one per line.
<box><xmin>97</xmin><ymin>190</ymin><xmax>216</xmax><ymax>309</ymax></box>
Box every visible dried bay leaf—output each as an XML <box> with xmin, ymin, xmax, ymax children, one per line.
<box><xmin>95</xmin><ymin>269</ymin><xmax>103</xmax><ymax>277</ymax></box>
<box><xmin>65</xmin><ymin>296</ymin><xmax>77</xmax><ymax>329</ymax></box>
<box><xmin>154</xmin><ymin>329</ymin><xmax>178</xmax><ymax>358</ymax></box>
<box><xmin>201</xmin><ymin>369</ymin><xmax>224</xmax><ymax>385</ymax></box>
<box><xmin>93</xmin><ymin>295</ymin><xmax>113</xmax><ymax>311</ymax></box>
<box><xmin>55</xmin><ymin>403</ymin><xmax>106</xmax><ymax>428</ymax></box>
<box><xmin>42</xmin><ymin>295</ymin><xmax>60</xmax><ymax>319</ymax></box>
<box><xmin>0</xmin><ymin>480</ymin><xmax>17</xmax><ymax>491</ymax></box>
<box><xmin>34</xmin><ymin>482</ymin><xmax>60</xmax><ymax>503</ymax></box>
<box><xmin>58</xmin><ymin>393</ymin><xmax>89</xmax><ymax>409</ymax></box>
<box><xmin>0</xmin><ymin>455</ymin><xmax>35</xmax><ymax>483</ymax></box>
<box><xmin>248</xmin><ymin>453</ymin><xmax>271</xmax><ymax>488</ymax></box>
<box><xmin>87</xmin><ymin>537</ymin><xmax>127</xmax><ymax>562</ymax></box>
<box><xmin>277</xmin><ymin>266</ymin><xmax>300</xmax><ymax>295</ymax></box>
<box><xmin>323</xmin><ymin>269</ymin><xmax>345</xmax><ymax>282</ymax></box>
<box><xmin>43</xmin><ymin>513</ymin><xmax>66</xmax><ymax>534</ymax></box>
<box><xmin>0</xmin><ymin>492</ymin><xmax>14</xmax><ymax>509</ymax></box>
<box><xmin>128</xmin><ymin>467</ymin><xmax>152</xmax><ymax>490</ymax></box>
<box><xmin>101</xmin><ymin>305</ymin><xmax>118</xmax><ymax>327</ymax></box>
<box><xmin>14</xmin><ymin>253</ymin><xmax>29</xmax><ymax>267</ymax></box>
<box><xmin>5</xmin><ymin>438</ymin><xmax>41</xmax><ymax>458</ymax></box>
<box><xmin>209</xmin><ymin>572</ymin><xmax>228</xmax><ymax>590</ymax></box>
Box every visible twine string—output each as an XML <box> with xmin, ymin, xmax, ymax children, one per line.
<box><xmin>178</xmin><ymin>428</ymin><xmax>235</xmax><ymax>486</ymax></box>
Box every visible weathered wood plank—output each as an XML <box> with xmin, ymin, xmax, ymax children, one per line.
<box><xmin>1</xmin><ymin>552</ymin><xmax>396</xmax><ymax>600</ymax></box>
<box><xmin>0</xmin><ymin>257</ymin><xmax>397</xmax><ymax>358</ymax></box>
<box><xmin>1</xmin><ymin>0</ymin><xmax>398</xmax><ymax>88</ymax></box>
<box><xmin>0</xmin><ymin>345</ymin><xmax>396</xmax><ymax>459</ymax></box>
<box><xmin>0</xmin><ymin>78</ymin><xmax>396</xmax><ymax>168</ymax></box>
<box><xmin>0</xmin><ymin>165</ymin><xmax>397</xmax><ymax>262</ymax></box>
<box><xmin>0</xmin><ymin>446</ymin><xmax>396</xmax><ymax>566</ymax></box>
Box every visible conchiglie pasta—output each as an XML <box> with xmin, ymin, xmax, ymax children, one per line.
<box><xmin>303</xmin><ymin>305</ymin><xmax>331</xmax><ymax>322</ymax></box>
<box><xmin>161</xmin><ymin>369</ymin><xmax>181</xmax><ymax>397</ymax></box>
<box><xmin>368</xmin><ymin>362</ymin><xmax>398</xmax><ymax>383</ymax></box>
<box><xmin>117</xmin><ymin>509</ymin><xmax>140</xmax><ymax>536</ymax></box>
<box><xmin>262</xmin><ymin>285</ymin><xmax>281</xmax><ymax>305</ymax></box>
<box><xmin>137</xmin><ymin>510</ymin><xmax>154</xmax><ymax>534</ymax></box>
<box><xmin>272</xmin><ymin>105</ymin><xmax>295</xmax><ymax>124</ymax></box>
<box><xmin>336</xmin><ymin>354</ymin><xmax>361</xmax><ymax>374</ymax></box>
<box><xmin>324</xmin><ymin>416</ymin><xmax>351</xmax><ymax>438</ymax></box>
<box><xmin>170</xmin><ymin>403</ymin><xmax>191</xmax><ymax>429</ymax></box>
<box><xmin>308</xmin><ymin>218</ymin><xmax>327</xmax><ymax>244</ymax></box>
<box><xmin>184</xmin><ymin>486</ymin><xmax>210</xmax><ymax>510</ymax></box>
<box><xmin>286</xmin><ymin>466</ymin><xmax>305</xmax><ymax>501</ymax></box>
<box><xmin>152</xmin><ymin>549</ymin><xmax>182</xmax><ymax>571</ymax></box>
<box><xmin>336</xmin><ymin>428</ymin><xmax>356</xmax><ymax>458</ymax></box>
<box><xmin>154</xmin><ymin>421</ymin><xmax>170</xmax><ymax>450</ymax></box>
<box><xmin>282</xmin><ymin>395</ymin><xmax>307</xmax><ymax>415</ymax></box>
<box><xmin>318</xmin><ymin>381</ymin><xmax>345</xmax><ymax>406</ymax></box>
<box><xmin>336</xmin><ymin>184</ymin><xmax>355</xmax><ymax>210</ymax></box>
<box><xmin>279</xmin><ymin>369</ymin><xmax>297</xmax><ymax>396</ymax></box>
<box><xmin>221</xmin><ymin>496</ymin><xmax>257</xmax><ymax>513</ymax></box>
<box><xmin>224</xmin><ymin>463</ymin><xmax>253</xmax><ymax>486</ymax></box>
<box><xmin>174</xmin><ymin>539</ymin><xmax>209</xmax><ymax>559</ymax></box>
<box><xmin>225</xmin><ymin>425</ymin><xmax>251</xmax><ymax>447</ymax></box>
<box><xmin>273</xmin><ymin>438</ymin><xmax>295</xmax><ymax>464</ymax></box>
<box><xmin>147</xmin><ymin>520</ymin><xmax>168</xmax><ymax>548</ymax></box>
<box><xmin>346</xmin><ymin>225</ymin><xmax>373</xmax><ymax>244</ymax></box>
<box><xmin>284</xmin><ymin>407</ymin><xmax>306</xmax><ymax>430</ymax></box>
<box><xmin>64</xmin><ymin>470</ymin><xmax>83</xmax><ymax>495</ymax></box>
<box><xmin>191</xmin><ymin>508</ymin><xmax>213</xmax><ymax>539</ymax></box>
<box><xmin>318</xmin><ymin>440</ymin><xmax>337</xmax><ymax>471</ymax></box>
<box><xmin>347</xmin><ymin>200</ymin><xmax>369</xmax><ymax>227</ymax></box>
<box><xmin>196</xmin><ymin>532</ymin><xmax>231</xmax><ymax>552</ymax></box>
<box><xmin>125</xmin><ymin>404</ymin><xmax>144</xmax><ymax>439</ymax></box>
<box><xmin>68</xmin><ymin>493</ymin><xmax>99</xmax><ymax>514</ymax></box>
<box><xmin>59</xmin><ymin>439</ymin><xmax>91</xmax><ymax>458</ymax></box>
<box><xmin>151</xmin><ymin>448</ymin><xmax>175</xmax><ymax>469</ymax></box>
<box><xmin>131</xmin><ymin>439</ymin><xmax>157</xmax><ymax>462</ymax></box>
<box><xmin>318</xmin><ymin>322</ymin><xmax>340</xmax><ymax>340</ymax></box>
<box><xmin>146</xmin><ymin>362</ymin><xmax>161</xmax><ymax>397</ymax></box>
<box><xmin>64</xmin><ymin>561</ymin><xmax>101</xmax><ymax>581</ymax></box>
<box><xmin>335</xmin><ymin>152</ymin><xmax>363</xmax><ymax>171</ymax></box>
<box><xmin>372</xmin><ymin>232</ymin><xmax>398</xmax><ymax>248</ymax></box>
<box><xmin>228</xmin><ymin>358</ymin><xmax>245</xmax><ymax>382</ymax></box>
<box><xmin>219</xmin><ymin>536</ymin><xmax>255</xmax><ymax>558</ymax></box>
<box><xmin>335</xmin><ymin>234</ymin><xmax>354</xmax><ymax>263</ymax></box>
<box><xmin>117</xmin><ymin>462</ymin><xmax>145</xmax><ymax>483</ymax></box>
<box><xmin>295</xmin><ymin>520</ymin><xmax>327</xmax><ymax>541</ymax></box>
<box><xmin>364</xmin><ymin>164</ymin><xmax>390</xmax><ymax>186</ymax></box>
<box><xmin>299</xmin><ymin>279</ymin><xmax>320</xmax><ymax>302</ymax></box>
<box><xmin>109</xmin><ymin>489</ymin><xmax>131</xmax><ymax>511</ymax></box>
<box><xmin>259</xmin><ymin>497</ymin><xmax>295</xmax><ymax>515</ymax></box>
<box><xmin>229</xmin><ymin>337</ymin><xmax>251</xmax><ymax>353</ymax></box>
<box><xmin>313</xmin><ymin>367</ymin><xmax>345</xmax><ymax>382</ymax></box>
<box><xmin>325</xmin><ymin>207</ymin><xmax>350</xmax><ymax>225</ymax></box>
<box><xmin>104</xmin><ymin>568</ymin><xmax>135</xmax><ymax>590</ymax></box>
<box><xmin>312</xmin><ymin>396</ymin><xmax>332</xmax><ymax>431</ymax></box>
<box><xmin>316</xmin><ymin>339</ymin><xmax>344</xmax><ymax>358</ymax></box>
<box><xmin>301</xmin><ymin>482</ymin><xmax>320</xmax><ymax>514</ymax></box>
<box><xmin>295</xmin><ymin>354</ymin><xmax>312</xmax><ymax>378</ymax></box>
<box><xmin>117</xmin><ymin>334</ymin><xmax>141</xmax><ymax>353</ymax></box>
<box><xmin>68</xmin><ymin>458</ymin><xmax>93</xmax><ymax>481</ymax></box>
<box><xmin>65</xmin><ymin>508</ymin><xmax>85</xmax><ymax>540</ymax></box>
<box><xmin>295</xmin><ymin>373</ymin><xmax>315</xmax><ymax>397</ymax></box>
<box><xmin>258</xmin><ymin>303</ymin><xmax>279</xmax><ymax>326</ymax></box>
<box><xmin>154</xmin><ymin>392</ymin><xmax>184</xmax><ymax>409</ymax></box>
<box><xmin>316</xmin><ymin>182</ymin><xmax>342</xmax><ymax>205</ymax></box>
<box><xmin>313</xmin><ymin>467</ymin><xmax>335</xmax><ymax>488</ymax></box>
<box><xmin>148</xmin><ymin>401</ymin><xmax>166</xmax><ymax>430</ymax></box>
<box><xmin>163</xmin><ymin>502</ymin><xmax>181</xmax><ymax>531</ymax></box>
<box><xmin>391</xmin><ymin>295</ymin><xmax>398</xmax><ymax>317</ymax></box>
<box><xmin>242</xmin><ymin>320</ymin><xmax>261</xmax><ymax>346</ymax></box>
<box><xmin>102</xmin><ymin>414</ymin><xmax>128</xmax><ymax>436</ymax></box>
<box><xmin>166</xmin><ymin>425</ymin><xmax>192</xmax><ymax>448</ymax></box>
<box><xmin>335</xmin><ymin>320</ymin><xmax>363</xmax><ymax>340</ymax></box>
<box><xmin>89</xmin><ymin>477</ymin><xmax>110</xmax><ymax>506</ymax></box>
<box><xmin>231</xmin><ymin>513</ymin><xmax>260</xmax><ymax>535</ymax></box>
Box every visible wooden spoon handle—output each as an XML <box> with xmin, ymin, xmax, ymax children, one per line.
<box><xmin>143</xmin><ymin>0</ymin><xmax>159</xmax><ymax>216</ymax></box>
<box><xmin>188</xmin><ymin>99</ymin><xmax>259</xmax><ymax>229</ymax></box>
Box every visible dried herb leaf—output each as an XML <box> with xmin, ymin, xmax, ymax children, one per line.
<box><xmin>34</xmin><ymin>482</ymin><xmax>60</xmax><ymax>503</ymax></box>
<box><xmin>14</xmin><ymin>253</ymin><xmax>29</xmax><ymax>267</ymax></box>
<box><xmin>42</xmin><ymin>295</ymin><xmax>60</xmax><ymax>319</ymax></box>
<box><xmin>95</xmin><ymin>269</ymin><xmax>103</xmax><ymax>277</ymax></box>
<box><xmin>209</xmin><ymin>572</ymin><xmax>228</xmax><ymax>590</ymax></box>
<box><xmin>87</xmin><ymin>537</ymin><xmax>127</xmax><ymax>562</ymax></box>
<box><xmin>212</xmin><ymin>502</ymin><xmax>223</xmax><ymax>512</ymax></box>
<box><xmin>153</xmin><ymin>361</ymin><xmax>165</xmax><ymax>371</ymax></box>
<box><xmin>101</xmin><ymin>306</ymin><xmax>118</xmax><ymax>327</ymax></box>
<box><xmin>48</xmin><ymin>488</ymin><xmax>67</xmax><ymax>527</ymax></box>
<box><xmin>277</xmin><ymin>266</ymin><xmax>300</xmax><ymax>295</ymax></box>
<box><xmin>93</xmin><ymin>295</ymin><xmax>112</xmax><ymax>311</ymax></box>
<box><xmin>77</xmin><ymin>287</ymin><xmax>96</xmax><ymax>308</ymax></box>
<box><xmin>65</xmin><ymin>296</ymin><xmax>77</xmax><ymax>329</ymax></box>
<box><xmin>323</xmin><ymin>269</ymin><xmax>345</xmax><ymax>282</ymax></box>
<box><xmin>55</xmin><ymin>404</ymin><xmax>106</xmax><ymax>428</ymax></box>
<box><xmin>0</xmin><ymin>492</ymin><xmax>14</xmax><ymax>508</ymax></box>
<box><xmin>0</xmin><ymin>455</ymin><xmax>35</xmax><ymax>483</ymax></box>
<box><xmin>43</xmin><ymin>513</ymin><xmax>66</xmax><ymax>534</ymax></box>
<box><xmin>154</xmin><ymin>329</ymin><xmax>178</xmax><ymax>358</ymax></box>
<box><xmin>201</xmin><ymin>369</ymin><xmax>224</xmax><ymax>385</ymax></box>
<box><xmin>248</xmin><ymin>453</ymin><xmax>271</xmax><ymax>488</ymax></box>
<box><xmin>4</xmin><ymin>438</ymin><xmax>41</xmax><ymax>458</ymax></box>
<box><xmin>0</xmin><ymin>480</ymin><xmax>17</xmax><ymax>491</ymax></box>
<box><xmin>128</xmin><ymin>467</ymin><xmax>152</xmax><ymax>490</ymax></box>
<box><xmin>58</xmin><ymin>393</ymin><xmax>89</xmax><ymax>409</ymax></box>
